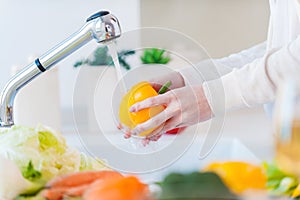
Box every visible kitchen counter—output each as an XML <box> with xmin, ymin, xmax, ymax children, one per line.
<box><xmin>64</xmin><ymin>132</ymin><xmax>260</xmax><ymax>183</ymax></box>
<box><xmin>62</xmin><ymin>105</ymin><xmax>273</xmax><ymax>183</ymax></box>
<box><xmin>62</xmin><ymin>105</ymin><xmax>274</xmax><ymax>162</ymax></box>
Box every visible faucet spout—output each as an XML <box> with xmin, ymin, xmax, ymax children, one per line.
<box><xmin>0</xmin><ymin>11</ymin><xmax>121</xmax><ymax>127</ymax></box>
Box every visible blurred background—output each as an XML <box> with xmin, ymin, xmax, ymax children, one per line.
<box><xmin>0</xmin><ymin>0</ymin><xmax>272</xmax><ymax>158</ymax></box>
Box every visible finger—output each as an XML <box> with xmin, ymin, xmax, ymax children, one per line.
<box><xmin>142</xmin><ymin>117</ymin><xmax>184</xmax><ymax>142</ymax></box>
<box><xmin>142</xmin><ymin>138</ymin><xmax>150</xmax><ymax>146</ymax></box>
<box><xmin>121</xmin><ymin>124</ymin><xmax>130</xmax><ymax>133</ymax></box>
<box><xmin>144</xmin><ymin>115</ymin><xmax>184</xmax><ymax>142</ymax></box>
<box><xmin>124</xmin><ymin>132</ymin><xmax>131</xmax><ymax>139</ymax></box>
<box><xmin>149</xmin><ymin>133</ymin><xmax>163</xmax><ymax>141</ymax></box>
<box><xmin>129</xmin><ymin>94</ymin><xmax>170</xmax><ymax>112</ymax></box>
<box><xmin>131</xmin><ymin>108</ymin><xmax>174</xmax><ymax>135</ymax></box>
<box><xmin>117</xmin><ymin>123</ymin><xmax>123</xmax><ymax>130</ymax></box>
<box><xmin>142</xmin><ymin>124</ymin><xmax>166</xmax><ymax>143</ymax></box>
<box><xmin>144</xmin><ymin>125</ymin><xmax>165</xmax><ymax>140</ymax></box>
<box><xmin>147</xmin><ymin>116</ymin><xmax>183</xmax><ymax>142</ymax></box>
<box><xmin>160</xmin><ymin>116</ymin><xmax>184</xmax><ymax>133</ymax></box>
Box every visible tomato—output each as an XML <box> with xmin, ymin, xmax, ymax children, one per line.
<box><xmin>166</xmin><ymin>127</ymin><xmax>186</xmax><ymax>134</ymax></box>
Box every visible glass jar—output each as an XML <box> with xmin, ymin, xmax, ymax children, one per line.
<box><xmin>274</xmin><ymin>81</ymin><xmax>300</xmax><ymax>177</ymax></box>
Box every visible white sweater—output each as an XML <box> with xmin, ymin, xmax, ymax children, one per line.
<box><xmin>200</xmin><ymin>0</ymin><xmax>300</xmax><ymax>113</ymax></box>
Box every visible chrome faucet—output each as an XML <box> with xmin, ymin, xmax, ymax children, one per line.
<box><xmin>0</xmin><ymin>11</ymin><xmax>121</xmax><ymax>127</ymax></box>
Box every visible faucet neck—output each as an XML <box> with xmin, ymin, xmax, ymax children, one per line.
<box><xmin>0</xmin><ymin>11</ymin><xmax>121</xmax><ymax>127</ymax></box>
<box><xmin>0</xmin><ymin>62</ymin><xmax>42</xmax><ymax>127</ymax></box>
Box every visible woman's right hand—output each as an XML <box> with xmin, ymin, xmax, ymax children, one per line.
<box><xmin>118</xmin><ymin>71</ymin><xmax>186</xmax><ymax>144</ymax></box>
<box><xmin>129</xmin><ymin>85</ymin><xmax>213</xmax><ymax>145</ymax></box>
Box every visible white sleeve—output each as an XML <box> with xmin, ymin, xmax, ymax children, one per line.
<box><xmin>203</xmin><ymin>36</ymin><xmax>300</xmax><ymax>113</ymax></box>
<box><xmin>179</xmin><ymin>42</ymin><xmax>267</xmax><ymax>85</ymax></box>
<box><xmin>214</xmin><ymin>41</ymin><xmax>267</xmax><ymax>69</ymax></box>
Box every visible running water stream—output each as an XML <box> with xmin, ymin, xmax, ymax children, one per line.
<box><xmin>108</xmin><ymin>42</ymin><xmax>127</xmax><ymax>95</ymax></box>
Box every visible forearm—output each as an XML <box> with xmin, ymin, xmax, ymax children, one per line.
<box><xmin>214</xmin><ymin>41</ymin><xmax>267</xmax><ymax>69</ymax></box>
<box><xmin>179</xmin><ymin>41</ymin><xmax>267</xmax><ymax>86</ymax></box>
<box><xmin>179</xmin><ymin>59</ymin><xmax>232</xmax><ymax>86</ymax></box>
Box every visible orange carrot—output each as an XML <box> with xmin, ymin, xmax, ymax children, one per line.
<box><xmin>41</xmin><ymin>188</ymin><xmax>65</xmax><ymax>200</ymax></box>
<box><xmin>65</xmin><ymin>184</ymin><xmax>90</xmax><ymax>196</ymax></box>
<box><xmin>47</xmin><ymin>170</ymin><xmax>123</xmax><ymax>188</ymax></box>
<box><xmin>83</xmin><ymin>176</ymin><xmax>150</xmax><ymax>200</ymax></box>
<box><xmin>42</xmin><ymin>184</ymin><xmax>92</xmax><ymax>199</ymax></box>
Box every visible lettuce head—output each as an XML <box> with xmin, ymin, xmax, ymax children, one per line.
<box><xmin>0</xmin><ymin>125</ymin><xmax>108</xmax><ymax>197</ymax></box>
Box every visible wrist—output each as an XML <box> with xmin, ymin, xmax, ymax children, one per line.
<box><xmin>193</xmin><ymin>85</ymin><xmax>213</xmax><ymax>121</ymax></box>
<box><xmin>175</xmin><ymin>71</ymin><xmax>185</xmax><ymax>88</ymax></box>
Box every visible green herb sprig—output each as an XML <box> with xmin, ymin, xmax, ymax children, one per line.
<box><xmin>74</xmin><ymin>46</ymin><xmax>135</xmax><ymax>70</ymax></box>
<box><xmin>141</xmin><ymin>48</ymin><xmax>171</xmax><ymax>64</ymax></box>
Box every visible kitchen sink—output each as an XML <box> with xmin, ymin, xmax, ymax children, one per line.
<box><xmin>64</xmin><ymin>128</ymin><xmax>259</xmax><ymax>184</ymax></box>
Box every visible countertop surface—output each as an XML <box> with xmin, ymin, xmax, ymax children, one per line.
<box><xmin>63</xmin><ymin>105</ymin><xmax>274</xmax><ymax>161</ymax></box>
<box><xmin>62</xmin><ymin>105</ymin><xmax>274</xmax><ymax>182</ymax></box>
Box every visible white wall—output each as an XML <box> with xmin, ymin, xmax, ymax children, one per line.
<box><xmin>0</xmin><ymin>0</ymin><xmax>140</xmax><ymax>108</ymax></box>
<box><xmin>141</xmin><ymin>0</ymin><xmax>270</xmax><ymax>58</ymax></box>
<box><xmin>0</xmin><ymin>0</ymin><xmax>270</xmax><ymax>112</ymax></box>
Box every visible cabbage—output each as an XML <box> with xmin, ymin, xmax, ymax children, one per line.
<box><xmin>0</xmin><ymin>125</ymin><xmax>108</xmax><ymax>197</ymax></box>
<box><xmin>0</xmin><ymin>156</ymin><xmax>40</xmax><ymax>200</ymax></box>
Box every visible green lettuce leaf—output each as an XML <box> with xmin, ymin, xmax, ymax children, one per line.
<box><xmin>0</xmin><ymin>125</ymin><xmax>108</xmax><ymax>197</ymax></box>
<box><xmin>263</xmin><ymin>162</ymin><xmax>299</xmax><ymax>196</ymax></box>
<box><xmin>22</xmin><ymin>161</ymin><xmax>41</xmax><ymax>181</ymax></box>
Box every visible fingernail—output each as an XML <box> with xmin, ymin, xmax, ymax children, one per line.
<box><xmin>129</xmin><ymin>106</ymin><xmax>135</xmax><ymax>112</ymax></box>
<box><xmin>117</xmin><ymin>123</ymin><xmax>123</xmax><ymax>130</ymax></box>
<box><xmin>124</xmin><ymin>135</ymin><xmax>130</xmax><ymax>139</ymax></box>
<box><xmin>124</xmin><ymin>132</ymin><xmax>131</xmax><ymax>139</ymax></box>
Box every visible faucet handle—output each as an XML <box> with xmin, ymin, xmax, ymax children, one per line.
<box><xmin>86</xmin><ymin>11</ymin><xmax>110</xmax><ymax>22</ymax></box>
<box><xmin>87</xmin><ymin>10</ymin><xmax>121</xmax><ymax>43</ymax></box>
